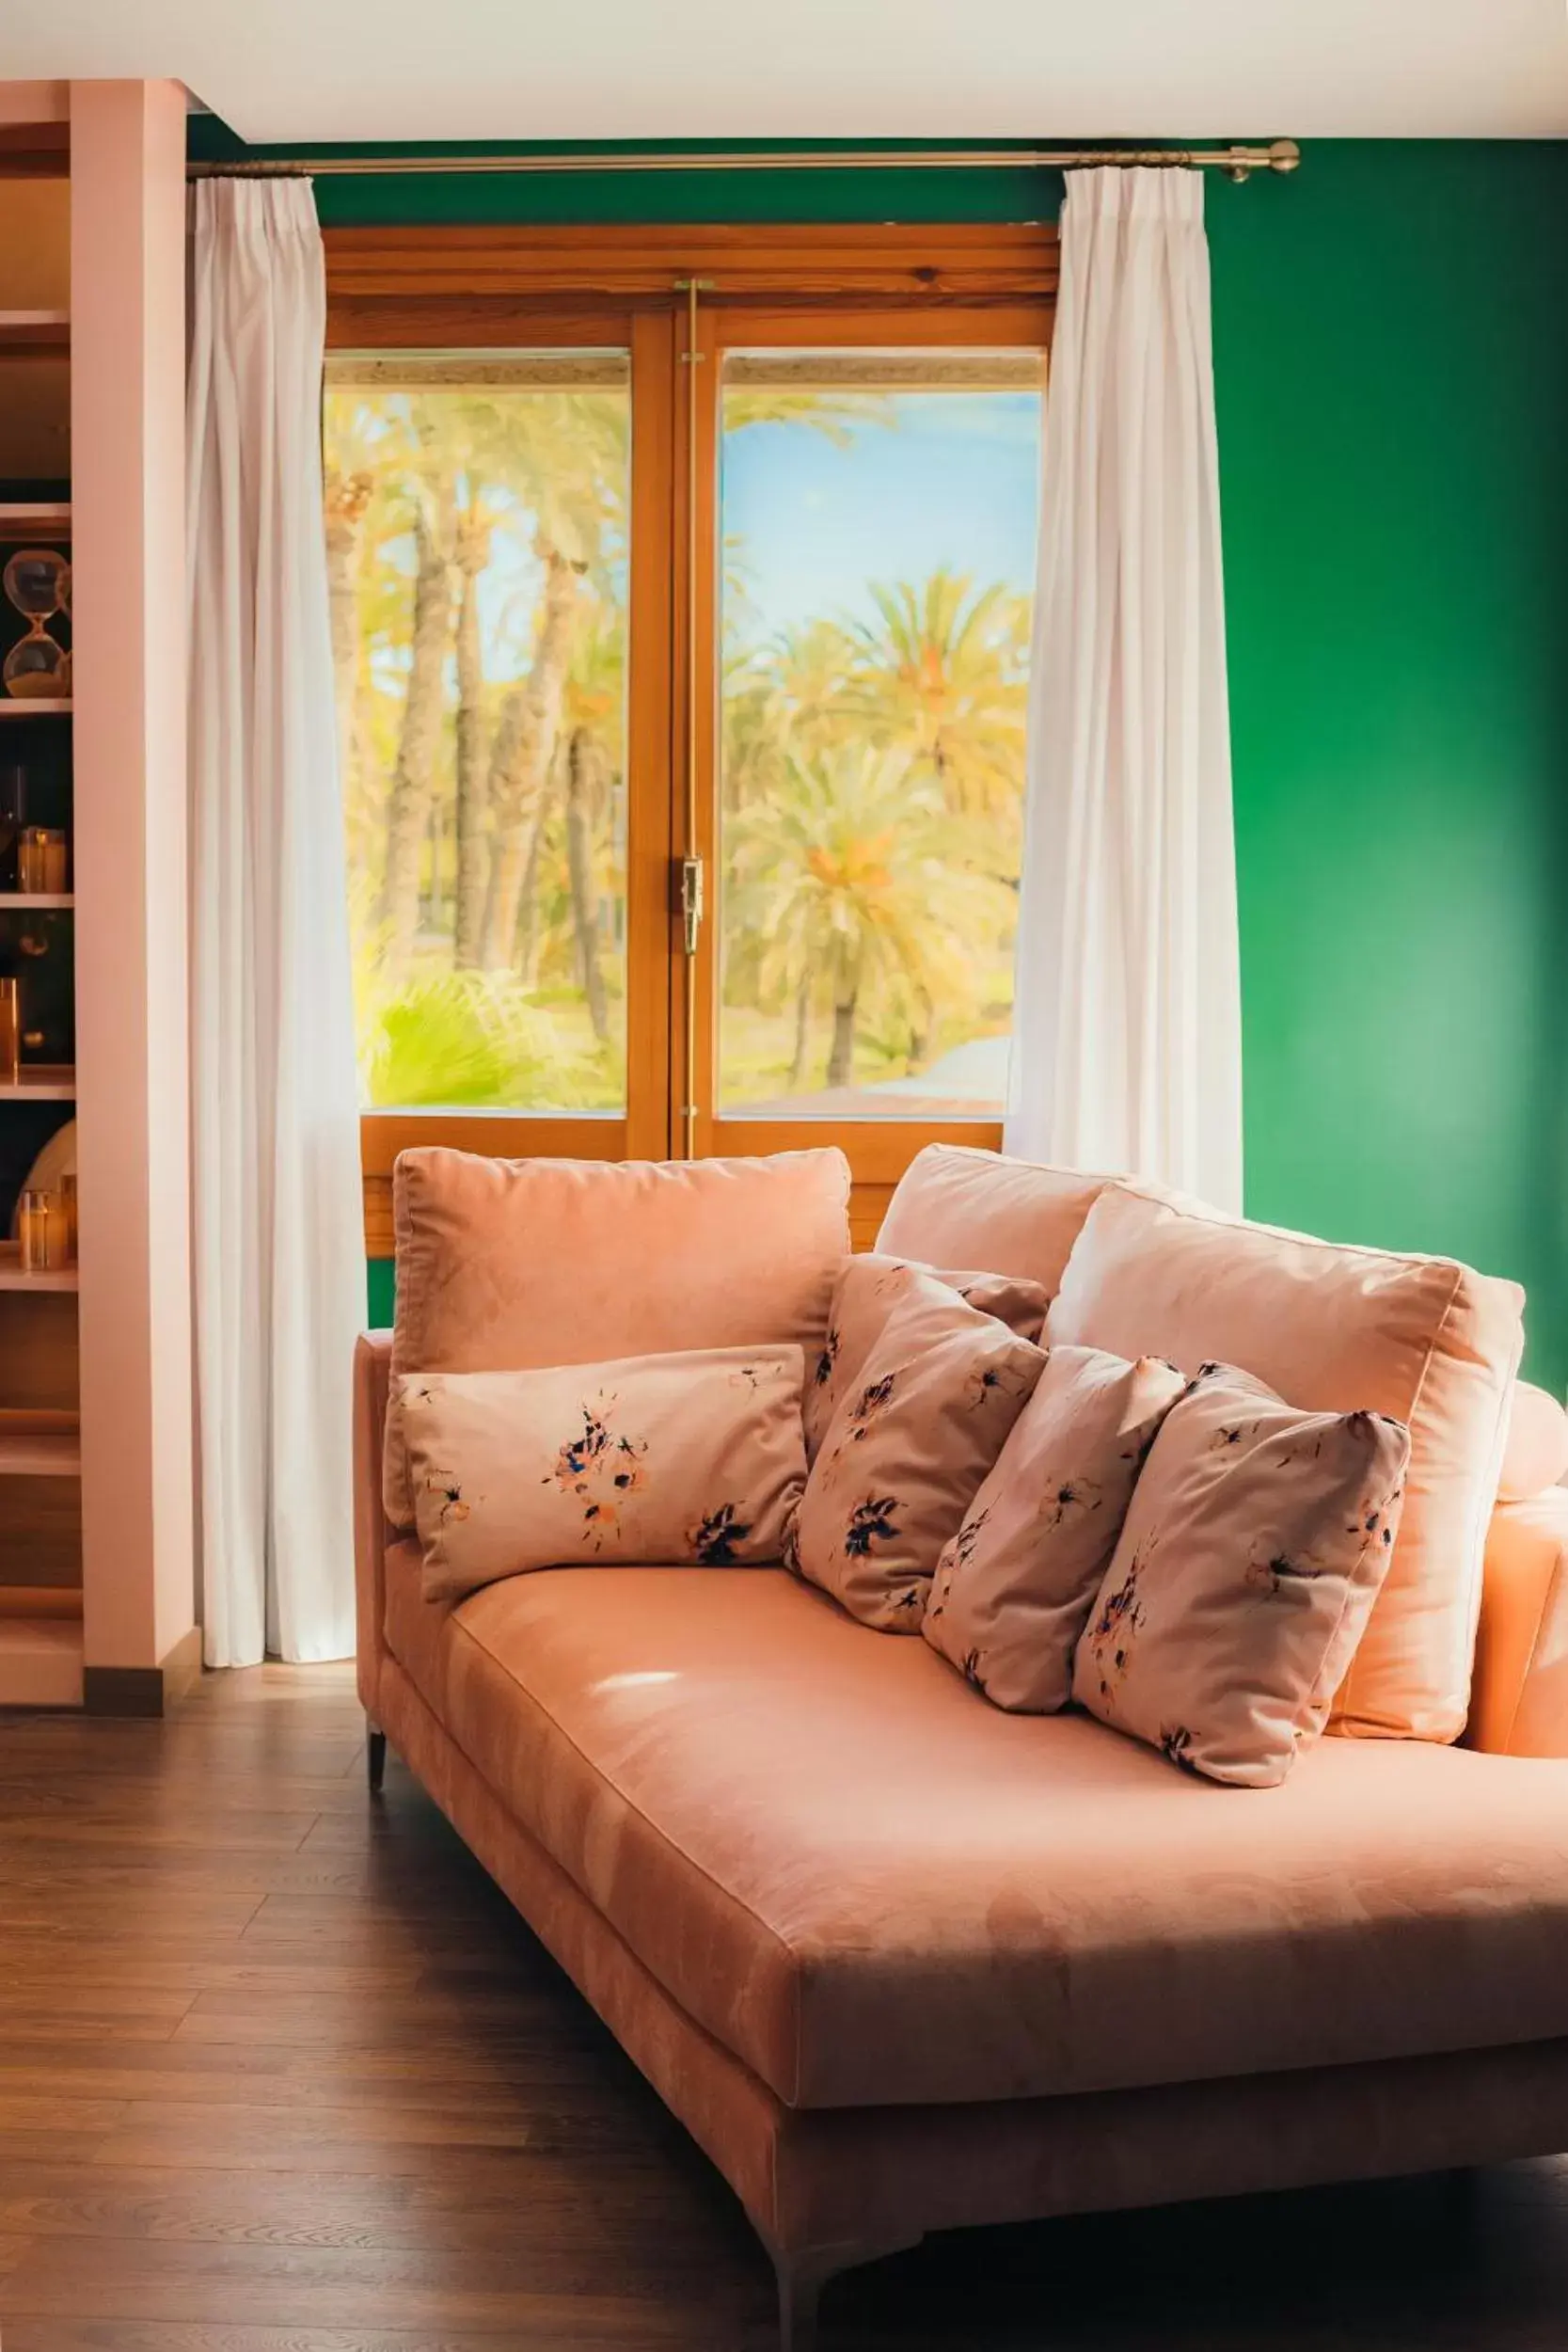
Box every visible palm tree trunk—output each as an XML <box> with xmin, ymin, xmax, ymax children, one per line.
<box><xmin>480</xmin><ymin>544</ymin><xmax>580</xmax><ymax>971</ymax></box>
<box><xmin>907</xmin><ymin>989</ymin><xmax>933</xmax><ymax>1073</ymax></box>
<box><xmin>381</xmin><ymin>494</ymin><xmax>455</xmax><ymax>980</ymax></box>
<box><xmin>787</xmin><ymin>979</ymin><xmax>811</xmax><ymax>1089</ymax></box>
<box><xmin>515</xmin><ymin>783</ymin><xmax>555</xmax><ymax>987</ymax></box>
<box><xmin>827</xmin><ymin>993</ymin><xmax>858</xmax><ymax>1090</ymax></box>
<box><xmin>453</xmin><ymin>514</ymin><xmax>489</xmax><ymax>969</ymax></box>
<box><xmin>562</xmin><ymin>728</ymin><xmax>610</xmax><ymax>1044</ymax></box>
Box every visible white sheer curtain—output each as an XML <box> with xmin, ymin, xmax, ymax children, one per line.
<box><xmin>1006</xmin><ymin>166</ymin><xmax>1243</xmax><ymax>1212</ymax></box>
<box><xmin>187</xmin><ymin>179</ymin><xmax>363</xmax><ymax>1665</ymax></box>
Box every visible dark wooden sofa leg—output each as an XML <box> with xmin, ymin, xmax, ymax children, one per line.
<box><xmin>366</xmin><ymin>1723</ymin><xmax>387</xmax><ymax>1793</ymax></box>
<box><xmin>771</xmin><ymin>2236</ymin><xmax>921</xmax><ymax>2352</ymax></box>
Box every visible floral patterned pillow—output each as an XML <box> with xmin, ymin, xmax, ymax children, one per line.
<box><xmin>793</xmin><ymin>1269</ymin><xmax>1046</xmax><ymax>1632</ymax></box>
<box><xmin>398</xmin><ymin>1345</ymin><xmax>806</xmax><ymax>1604</ymax></box>
<box><xmin>924</xmin><ymin>1344</ymin><xmax>1187</xmax><ymax>1710</ymax></box>
<box><xmin>1072</xmin><ymin>1363</ymin><xmax>1411</xmax><ymax>1787</ymax></box>
<box><xmin>804</xmin><ymin>1253</ymin><xmax>1049</xmax><ymax>1462</ymax></box>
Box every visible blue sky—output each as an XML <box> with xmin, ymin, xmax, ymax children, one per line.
<box><xmin>720</xmin><ymin>390</ymin><xmax>1041</xmax><ymax>643</ymax></box>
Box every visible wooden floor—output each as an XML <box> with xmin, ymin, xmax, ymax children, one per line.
<box><xmin>1</xmin><ymin>1668</ymin><xmax>1566</xmax><ymax>2350</ymax></box>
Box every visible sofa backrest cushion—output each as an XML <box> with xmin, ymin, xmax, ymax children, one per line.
<box><xmin>1047</xmin><ymin>1182</ymin><xmax>1526</xmax><ymax>1742</ymax></box>
<box><xmin>384</xmin><ymin>1145</ymin><xmax>849</xmax><ymax>1529</ymax></box>
<box><xmin>1498</xmin><ymin>1380</ymin><xmax>1568</xmax><ymax>1504</ymax></box>
<box><xmin>401</xmin><ymin>1345</ymin><xmax>807</xmax><ymax>1603</ymax></box>
<box><xmin>875</xmin><ymin>1143</ymin><xmax>1115</xmax><ymax>1298</ymax></box>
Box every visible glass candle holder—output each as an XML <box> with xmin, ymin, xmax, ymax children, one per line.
<box><xmin>17</xmin><ymin>827</ymin><xmax>67</xmax><ymax>894</ymax></box>
<box><xmin>59</xmin><ymin>1169</ymin><xmax>77</xmax><ymax>1263</ymax></box>
<box><xmin>0</xmin><ymin>977</ymin><xmax>18</xmax><ymax>1085</ymax></box>
<box><xmin>18</xmin><ymin>1188</ymin><xmax>63</xmax><ymax>1274</ymax></box>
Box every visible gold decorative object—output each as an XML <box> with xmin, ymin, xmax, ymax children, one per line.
<box><xmin>18</xmin><ymin>1186</ymin><xmax>64</xmax><ymax>1274</ymax></box>
<box><xmin>18</xmin><ymin>826</ymin><xmax>67</xmax><ymax>894</ymax></box>
<box><xmin>2</xmin><ymin>548</ymin><xmax>71</xmax><ymax>702</ymax></box>
<box><xmin>0</xmin><ymin>977</ymin><xmax>18</xmax><ymax>1085</ymax></box>
<box><xmin>60</xmin><ymin>1169</ymin><xmax>77</xmax><ymax>1263</ymax></box>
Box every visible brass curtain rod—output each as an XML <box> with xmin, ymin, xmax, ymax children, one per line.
<box><xmin>189</xmin><ymin>138</ymin><xmax>1299</xmax><ymax>184</ymax></box>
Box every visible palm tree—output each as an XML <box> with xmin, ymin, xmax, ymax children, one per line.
<box><xmin>555</xmin><ymin>614</ymin><xmax>626</xmax><ymax>1046</ymax></box>
<box><xmin>724</xmin><ymin>386</ymin><xmax>893</xmax><ymax>445</ymax></box>
<box><xmin>451</xmin><ymin>498</ymin><xmax>493</xmax><ymax>967</ymax></box>
<box><xmin>380</xmin><ymin>472</ymin><xmax>456</xmax><ymax>979</ymax></box>
<box><xmin>841</xmin><ymin>571</ymin><xmax>1031</xmax><ymax>840</ymax></box>
<box><xmin>476</xmin><ymin>391</ymin><xmax>628</xmax><ymax>970</ymax></box>
<box><xmin>728</xmin><ymin>744</ymin><xmax>1014</xmax><ymax>1091</ymax></box>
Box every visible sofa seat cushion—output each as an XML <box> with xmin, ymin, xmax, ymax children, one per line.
<box><xmin>384</xmin><ymin>1560</ymin><xmax>1568</xmax><ymax>2113</ymax></box>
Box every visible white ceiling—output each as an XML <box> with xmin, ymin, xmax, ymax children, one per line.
<box><xmin>9</xmin><ymin>0</ymin><xmax>1568</xmax><ymax>144</ymax></box>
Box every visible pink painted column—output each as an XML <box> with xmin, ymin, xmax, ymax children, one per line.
<box><xmin>70</xmin><ymin>81</ymin><xmax>196</xmax><ymax>1676</ymax></box>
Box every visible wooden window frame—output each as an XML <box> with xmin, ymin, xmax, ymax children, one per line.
<box><xmin>325</xmin><ymin>222</ymin><xmax>1058</xmax><ymax>1252</ymax></box>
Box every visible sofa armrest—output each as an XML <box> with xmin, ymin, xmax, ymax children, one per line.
<box><xmin>354</xmin><ymin>1330</ymin><xmax>395</xmax><ymax>1721</ymax></box>
<box><xmin>1466</xmin><ymin>1489</ymin><xmax>1568</xmax><ymax>1756</ymax></box>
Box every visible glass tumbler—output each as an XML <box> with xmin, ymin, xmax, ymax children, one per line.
<box><xmin>18</xmin><ymin>1188</ymin><xmax>62</xmax><ymax>1274</ymax></box>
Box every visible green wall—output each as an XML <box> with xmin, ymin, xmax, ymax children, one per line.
<box><xmin>244</xmin><ymin>129</ymin><xmax>1568</xmax><ymax>1386</ymax></box>
<box><xmin>1211</xmin><ymin>144</ymin><xmax>1568</xmax><ymax>1391</ymax></box>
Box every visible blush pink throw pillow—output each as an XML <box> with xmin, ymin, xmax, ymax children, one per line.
<box><xmin>804</xmin><ymin>1253</ymin><xmax>1048</xmax><ymax>1462</ymax></box>
<box><xmin>1072</xmin><ymin>1364</ymin><xmax>1412</xmax><ymax>1788</ymax></box>
<box><xmin>400</xmin><ymin>1345</ymin><xmax>806</xmax><ymax>1604</ymax></box>
<box><xmin>924</xmin><ymin>1344</ymin><xmax>1187</xmax><ymax>1710</ymax></box>
<box><xmin>793</xmin><ymin>1267</ymin><xmax>1045</xmax><ymax>1632</ymax></box>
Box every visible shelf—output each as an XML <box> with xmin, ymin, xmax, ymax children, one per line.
<box><xmin>0</xmin><ymin>310</ymin><xmax>69</xmax><ymax>354</ymax></box>
<box><xmin>0</xmin><ymin>1586</ymin><xmax>81</xmax><ymax>1621</ymax></box>
<box><xmin>0</xmin><ymin>701</ymin><xmax>71</xmax><ymax>719</ymax></box>
<box><xmin>0</xmin><ymin>1065</ymin><xmax>74</xmax><ymax>1101</ymax></box>
<box><xmin>0</xmin><ymin>1408</ymin><xmax>80</xmax><ymax>1478</ymax></box>
<box><xmin>0</xmin><ymin>893</ymin><xmax>71</xmax><ymax>910</ymax></box>
<box><xmin>0</xmin><ymin>1245</ymin><xmax>76</xmax><ymax>1292</ymax></box>
<box><xmin>0</xmin><ymin>502</ymin><xmax>71</xmax><ymax>538</ymax></box>
<box><xmin>0</xmin><ymin>1615</ymin><xmax>83</xmax><ymax>1708</ymax></box>
<box><xmin>0</xmin><ymin>1408</ymin><xmax>80</xmax><ymax>1477</ymax></box>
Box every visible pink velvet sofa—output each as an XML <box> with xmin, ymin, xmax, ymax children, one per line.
<box><xmin>355</xmin><ymin>1144</ymin><xmax>1568</xmax><ymax>2350</ymax></box>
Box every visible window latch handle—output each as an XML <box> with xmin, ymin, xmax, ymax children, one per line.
<box><xmin>679</xmin><ymin>855</ymin><xmax>705</xmax><ymax>957</ymax></box>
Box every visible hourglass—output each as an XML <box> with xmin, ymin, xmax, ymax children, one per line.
<box><xmin>3</xmin><ymin>548</ymin><xmax>71</xmax><ymax>700</ymax></box>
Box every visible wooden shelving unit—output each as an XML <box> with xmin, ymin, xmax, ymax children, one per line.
<box><xmin>0</xmin><ymin>159</ymin><xmax>81</xmax><ymax>1707</ymax></box>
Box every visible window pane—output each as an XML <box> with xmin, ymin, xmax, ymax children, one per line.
<box><xmin>717</xmin><ymin>349</ymin><xmax>1042</xmax><ymax>1119</ymax></box>
<box><xmin>325</xmin><ymin>354</ymin><xmax>630</xmax><ymax>1114</ymax></box>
